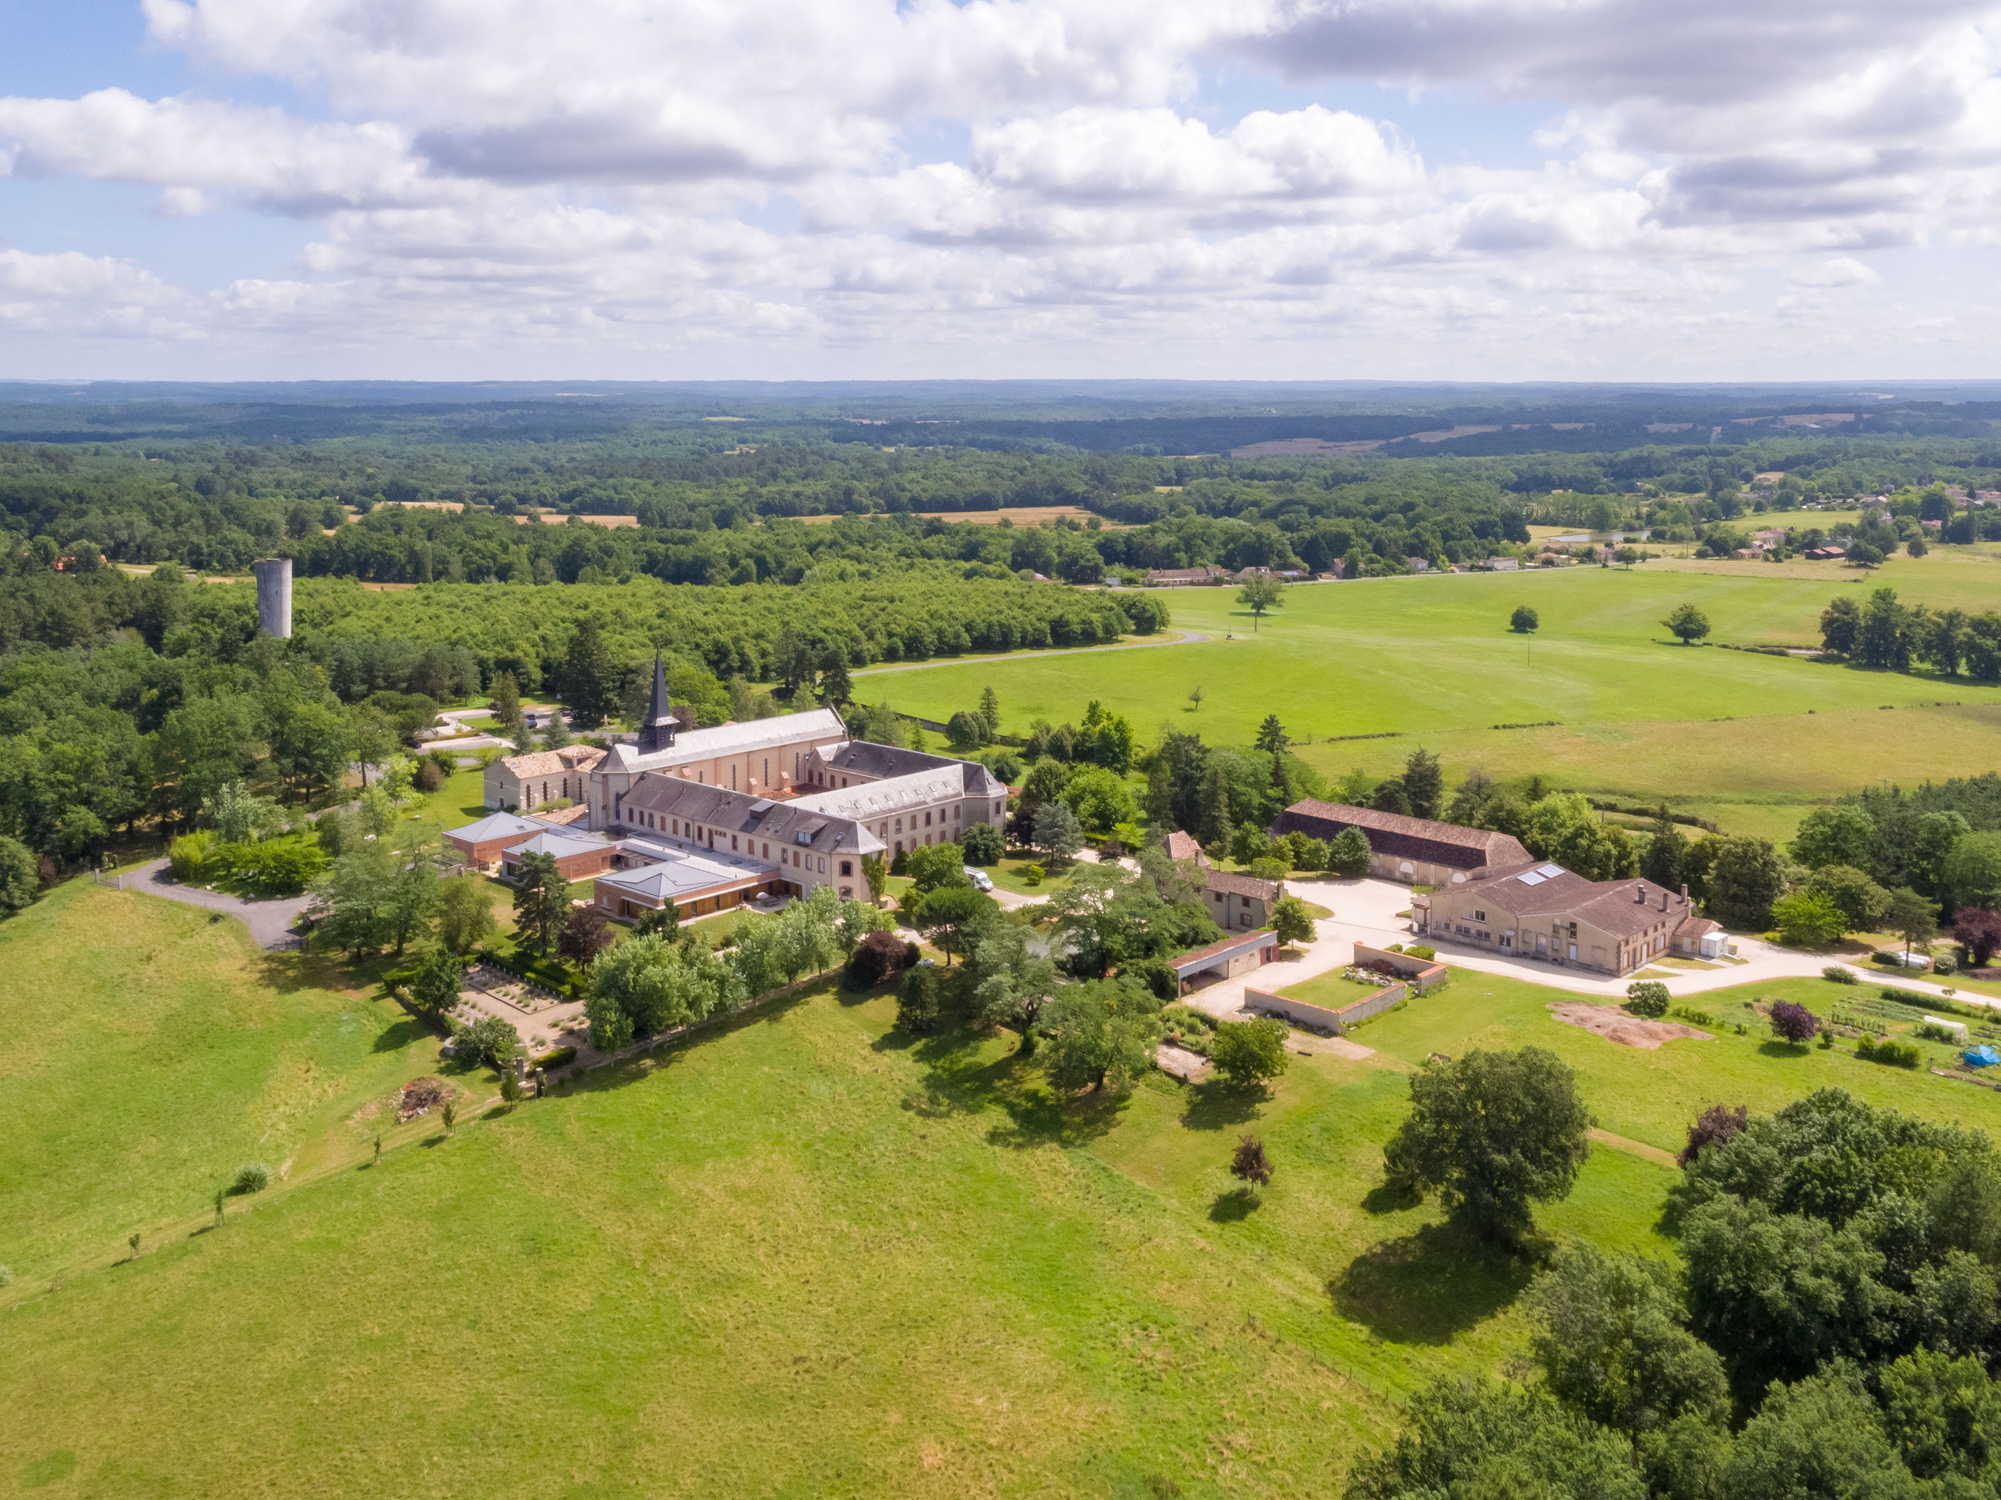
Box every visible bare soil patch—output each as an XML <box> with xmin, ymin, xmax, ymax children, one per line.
<box><xmin>1548</xmin><ymin>1001</ymin><xmax>1712</xmax><ymax>1050</ymax></box>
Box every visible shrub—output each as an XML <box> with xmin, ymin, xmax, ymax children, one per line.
<box><xmin>1930</xmin><ymin>951</ymin><xmax>1957</xmax><ymax>976</ymax></box>
<box><xmin>1670</xmin><ymin>1007</ymin><xmax>1716</xmax><ymax>1027</ymax></box>
<box><xmin>1915</xmin><ymin>1022</ymin><xmax>1962</xmax><ymax>1044</ymax></box>
<box><xmin>1767</xmin><ymin>999</ymin><xmax>1820</xmax><ymax>1044</ymax></box>
<box><xmin>167</xmin><ymin>830</ymin><xmax>218</xmax><ymax>883</ymax></box>
<box><xmin>531</xmin><ymin>1046</ymin><xmax>576</xmax><ymax>1070</ymax></box>
<box><xmin>450</xmin><ymin>1014</ymin><xmax>521</xmax><ymax>1068</ymax></box>
<box><xmin>1871</xmin><ymin>950</ymin><xmax>1906</xmax><ymax>968</ymax></box>
<box><xmin>230</xmin><ymin>1163</ymin><xmax>271</xmax><ymax>1195</ymax></box>
<box><xmin>1821</xmin><ymin>965</ymin><xmax>1857</xmax><ymax>984</ymax></box>
<box><xmin>1624</xmin><ymin>980</ymin><xmax>1670</xmax><ymax>1018</ymax></box>
<box><xmin>1855</xmin><ymin>1035</ymin><xmax>1921</xmax><ymax>1068</ymax></box>
<box><xmin>1022</xmin><ymin>862</ymin><xmax>1045</xmax><ymax>887</ymax></box>
<box><xmin>845</xmin><ymin>929</ymin><xmax>918</xmax><ymax>989</ymax></box>
<box><xmin>1677</xmin><ymin>1103</ymin><xmax>1748</xmax><ymax>1167</ymax></box>
<box><xmin>1404</xmin><ymin>944</ymin><xmax>1436</xmax><ymax>961</ymax></box>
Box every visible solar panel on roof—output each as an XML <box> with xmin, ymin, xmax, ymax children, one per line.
<box><xmin>1518</xmin><ymin>871</ymin><xmax>1546</xmax><ymax>886</ymax></box>
<box><xmin>1536</xmin><ymin>863</ymin><xmax>1564</xmax><ymax>878</ymax></box>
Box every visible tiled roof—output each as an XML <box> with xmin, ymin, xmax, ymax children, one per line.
<box><xmin>1276</xmin><ymin>801</ymin><xmax>1531</xmax><ymax>872</ymax></box>
<box><xmin>1164</xmin><ymin>830</ymin><xmax>1206</xmax><ymax>864</ymax></box>
<box><xmin>1458</xmin><ymin>861</ymin><xmax>1697</xmax><ymax>939</ymax></box>
<box><xmin>495</xmin><ymin>744</ymin><xmax>604</xmax><ymax>780</ymax></box>
<box><xmin>1206</xmin><ymin>868</ymin><xmax>1281</xmax><ymax>901</ymax></box>
<box><xmin>530</xmin><ymin>804</ymin><xmax>591</xmax><ymax>828</ymax></box>
<box><xmin>1170</xmin><ymin>928</ymin><xmax>1275</xmax><ymax>972</ymax></box>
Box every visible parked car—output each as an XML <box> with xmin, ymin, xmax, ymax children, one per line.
<box><xmin>963</xmin><ymin>866</ymin><xmax>995</xmax><ymax>892</ymax></box>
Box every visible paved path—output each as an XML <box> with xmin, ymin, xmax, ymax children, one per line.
<box><xmin>126</xmin><ymin>859</ymin><xmax>312</xmax><ymax>949</ymax></box>
<box><xmin>420</xmin><ymin>707</ymin><xmax>509</xmax><ymax>752</ymax></box>
<box><xmin>853</xmin><ymin>629</ymin><xmax>1211</xmax><ymax>678</ymax></box>
<box><xmin>1175</xmin><ymin>873</ymin><xmax>2001</xmax><ymax>1022</ymax></box>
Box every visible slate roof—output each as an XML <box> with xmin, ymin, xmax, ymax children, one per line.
<box><xmin>445</xmin><ymin>811</ymin><xmax>544</xmax><ymax>845</ymax></box>
<box><xmin>1275</xmin><ymin>801</ymin><xmax>1531</xmax><ymax>872</ymax></box>
<box><xmin>621</xmin><ymin>775</ymin><xmax>883</xmax><ymax>857</ymax></box>
<box><xmin>596</xmin><ymin>846</ymin><xmax>774</xmax><ymax>904</ymax></box>
<box><xmin>500</xmin><ymin>830</ymin><xmax>608</xmax><ymax>862</ymax></box>
<box><xmin>601</xmin><ymin>708</ymin><xmax>846</xmax><ymax>776</ymax></box>
<box><xmin>815</xmin><ymin>740</ymin><xmax>1008</xmax><ymax>799</ymax></box>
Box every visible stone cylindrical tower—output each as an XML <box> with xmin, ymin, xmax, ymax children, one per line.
<box><xmin>253</xmin><ymin>556</ymin><xmax>293</xmax><ymax>639</ymax></box>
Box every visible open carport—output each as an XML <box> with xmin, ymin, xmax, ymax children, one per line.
<box><xmin>1170</xmin><ymin>928</ymin><xmax>1279</xmax><ymax>994</ymax></box>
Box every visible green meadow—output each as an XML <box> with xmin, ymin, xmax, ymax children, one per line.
<box><xmin>867</xmin><ymin>555</ymin><xmax>2001</xmax><ymax>836</ymax></box>
<box><xmin>7</xmin><ymin>874</ymin><xmax>2000</xmax><ymax>1495</ymax></box>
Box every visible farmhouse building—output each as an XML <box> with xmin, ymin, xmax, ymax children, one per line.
<box><xmin>1273</xmin><ymin>801</ymin><xmax>1531</xmax><ymax>887</ymax></box>
<box><xmin>1163</xmin><ymin>829</ymin><xmax>1283</xmax><ymax>931</ymax></box>
<box><xmin>1414</xmin><ymin>864</ymin><xmax>1720</xmax><ymax>976</ymax></box>
<box><xmin>1145</xmin><ymin>566</ymin><xmax>1225</xmax><ymax>587</ymax></box>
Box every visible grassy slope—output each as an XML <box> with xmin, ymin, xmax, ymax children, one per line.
<box><xmin>865</xmin><ymin>560</ymin><xmax>2001</xmax><ymax>836</ymax></box>
<box><xmin>0</xmin><ymin>883</ymin><xmax>440</xmax><ymax>1285</ymax></box>
<box><xmin>6</xmin><ymin>887</ymin><xmax>2001</xmax><ymax>1493</ymax></box>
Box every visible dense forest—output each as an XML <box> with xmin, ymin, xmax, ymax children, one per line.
<box><xmin>9</xmin><ymin>420</ymin><xmax>2001</xmax><ymax>585</ymax></box>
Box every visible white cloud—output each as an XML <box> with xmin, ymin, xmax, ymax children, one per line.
<box><xmin>0</xmin><ymin>0</ymin><xmax>1996</xmax><ymax>375</ymax></box>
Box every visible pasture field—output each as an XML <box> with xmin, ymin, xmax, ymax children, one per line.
<box><xmin>0</xmin><ymin>883</ymin><xmax>438</xmax><ymax>1286</ymax></box>
<box><xmin>867</xmin><ymin>561</ymin><xmax>2001</xmax><ymax>834</ymax></box>
<box><xmin>9</xmin><ymin>880</ymin><xmax>2001</xmax><ymax>1493</ymax></box>
<box><xmin>1731</xmin><ymin>506</ymin><xmax>1865</xmax><ymax>530</ymax></box>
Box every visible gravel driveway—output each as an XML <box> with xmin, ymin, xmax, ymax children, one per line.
<box><xmin>127</xmin><ymin>858</ymin><xmax>312</xmax><ymax>950</ymax></box>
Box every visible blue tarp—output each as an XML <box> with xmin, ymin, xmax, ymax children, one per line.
<box><xmin>1962</xmin><ymin>1045</ymin><xmax>2000</xmax><ymax>1068</ymax></box>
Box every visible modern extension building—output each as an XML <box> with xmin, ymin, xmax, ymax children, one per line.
<box><xmin>1273</xmin><ymin>801</ymin><xmax>1531</xmax><ymax>887</ymax></box>
<box><xmin>1414</xmin><ymin>863</ymin><xmax>1721</xmax><ymax>976</ymax></box>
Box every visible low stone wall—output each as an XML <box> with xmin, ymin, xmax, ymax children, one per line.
<box><xmin>1245</xmin><ymin>982</ymin><xmax>1406</xmax><ymax>1036</ymax></box>
<box><xmin>1353</xmin><ymin>943</ymin><xmax>1449</xmax><ymax>994</ymax></box>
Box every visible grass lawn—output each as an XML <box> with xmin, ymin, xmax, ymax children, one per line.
<box><xmin>866</xmin><ymin>563</ymin><xmax>2001</xmax><ymax>835</ymax></box>
<box><xmin>1307</xmin><ymin>969</ymin><xmax>2001</xmax><ymax>1153</ymax></box>
<box><xmin>984</xmin><ymin>853</ymin><xmax>1078</xmax><ymax>897</ymax></box>
<box><xmin>389</xmin><ymin>766</ymin><xmax>491</xmax><ymax>844</ymax></box>
<box><xmin>0</xmin><ymin>882</ymin><xmax>443</xmax><ymax>1287</ymax></box>
<box><xmin>14</xmin><ymin>867</ymin><xmax>2001</xmax><ymax>1492</ymax></box>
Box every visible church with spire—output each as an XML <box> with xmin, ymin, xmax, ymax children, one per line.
<box><xmin>636</xmin><ymin>652</ymin><xmax>681</xmax><ymax>754</ymax></box>
<box><xmin>477</xmin><ymin>647</ymin><xmax>1008</xmax><ymax>909</ymax></box>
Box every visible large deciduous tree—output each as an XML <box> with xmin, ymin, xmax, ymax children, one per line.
<box><xmin>1382</xmin><ymin>1046</ymin><xmax>1592</xmax><ymax>1249</ymax></box>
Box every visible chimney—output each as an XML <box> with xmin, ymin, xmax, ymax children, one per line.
<box><xmin>1661</xmin><ymin>888</ymin><xmax>1670</xmax><ymax>911</ymax></box>
<box><xmin>1680</xmin><ymin>883</ymin><xmax>1690</xmax><ymax>901</ymax></box>
<box><xmin>1634</xmin><ymin>882</ymin><xmax>1646</xmax><ymax>903</ymax></box>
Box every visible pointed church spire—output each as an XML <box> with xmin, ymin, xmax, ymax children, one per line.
<box><xmin>640</xmin><ymin>651</ymin><xmax>677</xmax><ymax>752</ymax></box>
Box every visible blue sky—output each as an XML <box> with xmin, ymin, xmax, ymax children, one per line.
<box><xmin>3</xmin><ymin>1</ymin><xmax>1998</xmax><ymax>380</ymax></box>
